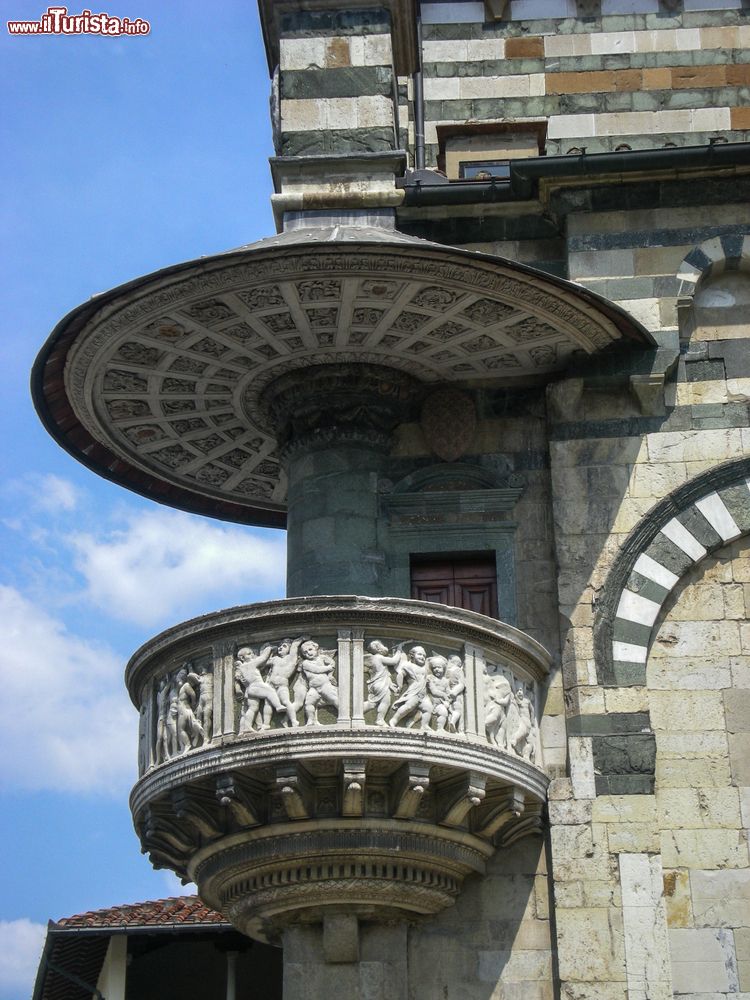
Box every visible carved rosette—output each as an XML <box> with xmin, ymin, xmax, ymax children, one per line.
<box><xmin>128</xmin><ymin>597</ymin><xmax>551</xmax><ymax>942</ymax></box>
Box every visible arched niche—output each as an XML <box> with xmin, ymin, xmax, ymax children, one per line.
<box><xmin>677</xmin><ymin>236</ymin><xmax>750</xmax><ymax>344</ymax></box>
<box><xmin>594</xmin><ymin>458</ymin><xmax>750</xmax><ymax>689</ymax></box>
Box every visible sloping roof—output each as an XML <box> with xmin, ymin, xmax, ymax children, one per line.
<box><xmin>33</xmin><ymin>897</ymin><xmax>232</xmax><ymax>1000</ymax></box>
<box><xmin>34</xmin><ymin>934</ymin><xmax>109</xmax><ymax>1000</ymax></box>
<box><xmin>53</xmin><ymin>894</ymin><xmax>229</xmax><ymax>930</ymax></box>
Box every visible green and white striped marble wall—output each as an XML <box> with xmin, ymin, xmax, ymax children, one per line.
<box><xmin>565</xmin><ymin>200</ymin><xmax>750</xmax><ymax>341</ymax></box>
<box><xmin>277</xmin><ymin>7</ymin><xmax>399</xmax><ymax>157</ymax></box>
<box><xmin>419</xmin><ymin>3</ymin><xmax>750</xmax><ymax>164</ymax></box>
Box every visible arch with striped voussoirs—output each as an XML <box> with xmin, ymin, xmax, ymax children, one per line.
<box><xmin>676</xmin><ymin>234</ymin><xmax>750</xmax><ymax>345</ymax></box>
<box><xmin>593</xmin><ymin>457</ymin><xmax>750</xmax><ymax>688</ymax></box>
<box><xmin>676</xmin><ymin>233</ymin><xmax>750</xmax><ymax>301</ymax></box>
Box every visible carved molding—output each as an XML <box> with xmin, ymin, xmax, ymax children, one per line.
<box><xmin>127</xmin><ymin>595</ymin><xmax>552</xmax><ymax>699</ymax></box>
<box><xmin>131</xmin><ymin>732</ymin><xmax>547</xmax><ymax>940</ymax></box>
<box><xmin>141</xmin><ymin>643</ymin><xmax>542</xmax><ymax>778</ymax></box>
<box><xmin>192</xmin><ymin>819</ymin><xmax>494</xmax><ymax>942</ymax></box>
<box><xmin>135</xmin><ymin>628</ymin><xmax>544</xmax><ymax>772</ymax></box>
<box><xmin>260</xmin><ymin>363</ymin><xmax>420</xmax><ymax>458</ymax></box>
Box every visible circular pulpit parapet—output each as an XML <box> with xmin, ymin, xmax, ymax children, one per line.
<box><xmin>33</xmin><ymin>226</ymin><xmax>651</xmax><ymax>528</ymax></box>
<box><xmin>126</xmin><ymin>596</ymin><xmax>551</xmax><ymax>942</ymax></box>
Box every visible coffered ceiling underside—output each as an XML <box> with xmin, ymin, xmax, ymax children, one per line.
<box><xmin>44</xmin><ymin>242</ymin><xmax>644</xmax><ymax>525</ymax></box>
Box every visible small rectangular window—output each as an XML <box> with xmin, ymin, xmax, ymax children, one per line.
<box><xmin>437</xmin><ymin>122</ymin><xmax>547</xmax><ymax>181</ymax></box>
<box><xmin>459</xmin><ymin>159</ymin><xmax>511</xmax><ymax>181</ymax></box>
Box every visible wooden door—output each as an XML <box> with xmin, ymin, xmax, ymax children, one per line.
<box><xmin>410</xmin><ymin>555</ymin><xmax>498</xmax><ymax>617</ymax></box>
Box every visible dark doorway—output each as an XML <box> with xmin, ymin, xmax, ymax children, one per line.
<box><xmin>410</xmin><ymin>553</ymin><xmax>498</xmax><ymax>617</ymax></box>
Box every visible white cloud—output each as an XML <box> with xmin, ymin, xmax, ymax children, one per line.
<box><xmin>1</xmin><ymin>472</ymin><xmax>79</xmax><ymax>518</ymax></box>
<box><xmin>0</xmin><ymin>919</ymin><xmax>46</xmax><ymax>1000</ymax></box>
<box><xmin>0</xmin><ymin>585</ymin><xmax>135</xmax><ymax>794</ymax></box>
<box><xmin>70</xmin><ymin>507</ymin><xmax>286</xmax><ymax>628</ymax></box>
<box><xmin>33</xmin><ymin>474</ymin><xmax>79</xmax><ymax>513</ymax></box>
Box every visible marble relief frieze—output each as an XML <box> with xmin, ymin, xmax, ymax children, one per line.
<box><xmin>154</xmin><ymin>658</ymin><xmax>214</xmax><ymax>764</ymax></box>
<box><xmin>484</xmin><ymin>662</ymin><xmax>539</xmax><ymax>764</ymax></box>
<box><xmin>139</xmin><ymin>625</ymin><xmax>543</xmax><ymax>777</ymax></box>
<box><xmin>234</xmin><ymin>636</ymin><xmax>339</xmax><ymax>731</ymax></box>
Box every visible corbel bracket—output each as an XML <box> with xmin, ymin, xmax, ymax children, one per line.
<box><xmin>392</xmin><ymin>762</ymin><xmax>431</xmax><ymax>819</ymax></box>
<box><xmin>216</xmin><ymin>772</ymin><xmax>262</xmax><ymax>829</ymax></box>
<box><xmin>171</xmin><ymin>787</ymin><xmax>223</xmax><ymax>840</ymax></box>
<box><xmin>342</xmin><ymin>758</ymin><xmax>367</xmax><ymax>817</ymax></box>
<box><xmin>276</xmin><ymin>763</ymin><xmax>312</xmax><ymax>820</ymax></box>
<box><xmin>437</xmin><ymin>772</ymin><xmax>487</xmax><ymax>829</ymax></box>
<box><xmin>475</xmin><ymin>785</ymin><xmax>525</xmax><ymax>839</ymax></box>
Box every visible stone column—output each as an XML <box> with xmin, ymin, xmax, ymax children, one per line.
<box><xmin>95</xmin><ymin>936</ymin><xmax>127</xmax><ymax>1000</ymax></box>
<box><xmin>283</xmin><ymin>918</ymin><xmax>408</xmax><ymax>1000</ymax></box>
<box><xmin>261</xmin><ymin>364</ymin><xmax>419</xmax><ymax>597</ymax></box>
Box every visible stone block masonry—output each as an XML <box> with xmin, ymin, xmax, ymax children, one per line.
<box><xmin>277</xmin><ymin>9</ymin><xmax>399</xmax><ymax>157</ymax></box>
<box><xmin>420</xmin><ymin>9</ymin><xmax>750</xmax><ymax>162</ymax></box>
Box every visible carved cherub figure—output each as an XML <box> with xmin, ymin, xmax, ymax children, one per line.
<box><xmin>484</xmin><ymin>668</ymin><xmax>513</xmax><ymax>749</ymax></box>
<box><xmin>363</xmin><ymin>639</ymin><xmax>404</xmax><ymax>726</ymax></box>
<box><xmin>388</xmin><ymin>645</ymin><xmax>430</xmax><ymax>729</ymax></box>
<box><xmin>138</xmin><ymin>703</ymin><xmax>149</xmax><ymax>774</ymax></box>
<box><xmin>424</xmin><ymin>655</ymin><xmax>453</xmax><ymax>731</ymax></box>
<box><xmin>165</xmin><ymin>672</ymin><xmax>181</xmax><ymax>757</ymax></box>
<box><xmin>234</xmin><ymin>645</ymin><xmax>284</xmax><ymax>733</ymax></box>
<box><xmin>176</xmin><ymin>666</ymin><xmax>204</xmax><ymax>753</ymax></box>
<box><xmin>509</xmin><ymin>686</ymin><xmax>536</xmax><ymax>762</ymax></box>
<box><xmin>446</xmin><ymin>653</ymin><xmax>466</xmax><ymax>733</ymax></box>
<box><xmin>187</xmin><ymin>665</ymin><xmax>214</xmax><ymax>744</ymax></box>
<box><xmin>299</xmin><ymin>639</ymin><xmax>339</xmax><ymax>726</ymax></box>
<box><xmin>155</xmin><ymin>674</ymin><xmax>172</xmax><ymax>764</ymax></box>
<box><xmin>262</xmin><ymin>637</ymin><xmax>305</xmax><ymax>728</ymax></box>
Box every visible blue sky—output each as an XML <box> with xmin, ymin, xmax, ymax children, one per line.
<box><xmin>1</xmin><ymin>3</ymin><xmax>286</xmax><ymax>995</ymax></box>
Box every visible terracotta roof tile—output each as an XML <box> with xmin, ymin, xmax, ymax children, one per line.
<box><xmin>54</xmin><ymin>895</ymin><xmax>228</xmax><ymax>929</ymax></box>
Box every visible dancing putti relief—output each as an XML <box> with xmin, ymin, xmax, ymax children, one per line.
<box><xmin>144</xmin><ymin>617</ymin><xmax>544</xmax><ymax>773</ymax></box>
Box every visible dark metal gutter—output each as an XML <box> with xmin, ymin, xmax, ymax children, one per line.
<box><xmin>398</xmin><ymin>141</ymin><xmax>750</xmax><ymax>206</ymax></box>
<box><xmin>45</xmin><ymin>921</ymin><xmax>234</xmax><ymax>936</ymax></box>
